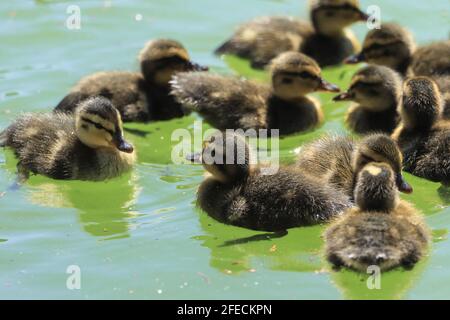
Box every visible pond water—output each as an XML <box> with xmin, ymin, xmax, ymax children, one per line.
<box><xmin>0</xmin><ymin>0</ymin><xmax>449</xmax><ymax>299</ymax></box>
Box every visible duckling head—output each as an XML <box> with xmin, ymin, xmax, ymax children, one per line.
<box><xmin>354</xmin><ymin>162</ymin><xmax>398</xmax><ymax>212</ymax></box>
<box><xmin>399</xmin><ymin>77</ymin><xmax>443</xmax><ymax>129</ymax></box>
<box><xmin>75</xmin><ymin>97</ymin><xmax>134</xmax><ymax>153</ymax></box>
<box><xmin>353</xmin><ymin>133</ymin><xmax>412</xmax><ymax>194</ymax></box>
<box><xmin>270</xmin><ymin>51</ymin><xmax>340</xmax><ymax>100</ymax></box>
<box><xmin>139</xmin><ymin>39</ymin><xmax>207</xmax><ymax>86</ymax></box>
<box><xmin>187</xmin><ymin>131</ymin><xmax>251</xmax><ymax>183</ymax></box>
<box><xmin>344</xmin><ymin>23</ymin><xmax>415</xmax><ymax>73</ymax></box>
<box><xmin>310</xmin><ymin>0</ymin><xmax>368</xmax><ymax>36</ymax></box>
<box><xmin>333</xmin><ymin>65</ymin><xmax>402</xmax><ymax>111</ymax></box>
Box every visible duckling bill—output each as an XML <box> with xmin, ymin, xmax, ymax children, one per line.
<box><xmin>171</xmin><ymin>51</ymin><xmax>339</xmax><ymax>136</ymax></box>
<box><xmin>324</xmin><ymin>162</ymin><xmax>430</xmax><ymax>272</ymax></box>
<box><xmin>333</xmin><ymin>65</ymin><xmax>402</xmax><ymax>134</ymax></box>
<box><xmin>190</xmin><ymin>131</ymin><xmax>351</xmax><ymax>231</ymax></box>
<box><xmin>54</xmin><ymin>39</ymin><xmax>207</xmax><ymax>122</ymax></box>
<box><xmin>0</xmin><ymin>97</ymin><xmax>136</xmax><ymax>181</ymax></box>
<box><xmin>215</xmin><ymin>0</ymin><xmax>368</xmax><ymax>68</ymax></box>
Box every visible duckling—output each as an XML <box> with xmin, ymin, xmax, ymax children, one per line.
<box><xmin>333</xmin><ymin>65</ymin><xmax>402</xmax><ymax>134</ymax></box>
<box><xmin>215</xmin><ymin>0</ymin><xmax>367</xmax><ymax>68</ymax></box>
<box><xmin>346</xmin><ymin>23</ymin><xmax>450</xmax><ymax>76</ymax></box>
<box><xmin>295</xmin><ymin>133</ymin><xmax>413</xmax><ymax>198</ymax></box>
<box><xmin>324</xmin><ymin>162</ymin><xmax>430</xmax><ymax>271</ymax></box>
<box><xmin>392</xmin><ymin>77</ymin><xmax>450</xmax><ymax>184</ymax></box>
<box><xmin>171</xmin><ymin>51</ymin><xmax>339</xmax><ymax>135</ymax></box>
<box><xmin>54</xmin><ymin>39</ymin><xmax>207</xmax><ymax>122</ymax></box>
<box><xmin>0</xmin><ymin>97</ymin><xmax>135</xmax><ymax>181</ymax></box>
<box><xmin>189</xmin><ymin>131</ymin><xmax>352</xmax><ymax>231</ymax></box>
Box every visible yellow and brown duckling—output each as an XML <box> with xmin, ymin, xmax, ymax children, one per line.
<box><xmin>215</xmin><ymin>0</ymin><xmax>368</xmax><ymax>68</ymax></box>
<box><xmin>189</xmin><ymin>131</ymin><xmax>352</xmax><ymax>231</ymax></box>
<box><xmin>346</xmin><ymin>23</ymin><xmax>450</xmax><ymax>77</ymax></box>
<box><xmin>295</xmin><ymin>133</ymin><xmax>413</xmax><ymax>198</ymax></box>
<box><xmin>392</xmin><ymin>77</ymin><xmax>450</xmax><ymax>185</ymax></box>
<box><xmin>324</xmin><ymin>162</ymin><xmax>430</xmax><ymax>272</ymax></box>
<box><xmin>54</xmin><ymin>39</ymin><xmax>207</xmax><ymax>122</ymax></box>
<box><xmin>0</xmin><ymin>97</ymin><xmax>135</xmax><ymax>181</ymax></box>
<box><xmin>171</xmin><ymin>51</ymin><xmax>339</xmax><ymax>136</ymax></box>
<box><xmin>333</xmin><ymin>65</ymin><xmax>402</xmax><ymax>134</ymax></box>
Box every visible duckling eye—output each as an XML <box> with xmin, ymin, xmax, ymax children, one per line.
<box><xmin>94</xmin><ymin>123</ymin><xmax>103</xmax><ymax>130</ymax></box>
<box><xmin>282</xmin><ymin>77</ymin><xmax>293</xmax><ymax>84</ymax></box>
<box><xmin>325</xmin><ymin>10</ymin><xmax>335</xmax><ymax>17</ymax></box>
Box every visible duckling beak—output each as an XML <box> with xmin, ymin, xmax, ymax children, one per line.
<box><xmin>356</xmin><ymin>9</ymin><xmax>370</xmax><ymax>21</ymax></box>
<box><xmin>186</xmin><ymin>152</ymin><xmax>202</xmax><ymax>164</ymax></box>
<box><xmin>112</xmin><ymin>132</ymin><xmax>134</xmax><ymax>153</ymax></box>
<box><xmin>396</xmin><ymin>173</ymin><xmax>413</xmax><ymax>194</ymax></box>
<box><xmin>187</xmin><ymin>61</ymin><xmax>209</xmax><ymax>72</ymax></box>
<box><xmin>333</xmin><ymin>91</ymin><xmax>353</xmax><ymax>101</ymax></box>
<box><xmin>318</xmin><ymin>79</ymin><xmax>340</xmax><ymax>93</ymax></box>
<box><xmin>344</xmin><ymin>52</ymin><xmax>365</xmax><ymax>64</ymax></box>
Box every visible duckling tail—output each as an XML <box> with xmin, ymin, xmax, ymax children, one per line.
<box><xmin>0</xmin><ymin>129</ymin><xmax>7</xmax><ymax>147</ymax></box>
<box><xmin>214</xmin><ymin>40</ymin><xmax>234</xmax><ymax>55</ymax></box>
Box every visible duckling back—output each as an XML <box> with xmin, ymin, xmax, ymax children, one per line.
<box><xmin>409</xmin><ymin>41</ymin><xmax>450</xmax><ymax>78</ymax></box>
<box><xmin>324</xmin><ymin>163</ymin><xmax>429</xmax><ymax>271</ymax></box>
<box><xmin>198</xmin><ymin>168</ymin><xmax>351</xmax><ymax>231</ymax></box>
<box><xmin>171</xmin><ymin>72</ymin><xmax>270</xmax><ymax>131</ymax></box>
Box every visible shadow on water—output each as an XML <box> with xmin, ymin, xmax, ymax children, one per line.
<box><xmin>193</xmin><ymin>211</ymin><xmax>324</xmax><ymax>274</ymax></box>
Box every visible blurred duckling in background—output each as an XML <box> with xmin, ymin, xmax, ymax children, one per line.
<box><xmin>333</xmin><ymin>65</ymin><xmax>402</xmax><ymax>134</ymax></box>
<box><xmin>171</xmin><ymin>52</ymin><xmax>339</xmax><ymax>136</ymax></box>
<box><xmin>189</xmin><ymin>131</ymin><xmax>352</xmax><ymax>231</ymax></box>
<box><xmin>392</xmin><ymin>77</ymin><xmax>450</xmax><ymax>185</ymax></box>
<box><xmin>324</xmin><ymin>162</ymin><xmax>430</xmax><ymax>272</ymax></box>
<box><xmin>54</xmin><ymin>39</ymin><xmax>207</xmax><ymax>122</ymax></box>
<box><xmin>0</xmin><ymin>97</ymin><xmax>135</xmax><ymax>181</ymax></box>
<box><xmin>215</xmin><ymin>0</ymin><xmax>368</xmax><ymax>68</ymax></box>
<box><xmin>295</xmin><ymin>133</ymin><xmax>413</xmax><ymax>198</ymax></box>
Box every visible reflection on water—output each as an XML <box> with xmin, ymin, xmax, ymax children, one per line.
<box><xmin>26</xmin><ymin>173</ymin><xmax>140</xmax><ymax>240</ymax></box>
<box><xmin>329</xmin><ymin>256</ymin><xmax>429</xmax><ymax>300</ymax></box>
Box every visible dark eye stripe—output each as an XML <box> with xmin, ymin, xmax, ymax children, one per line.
<box><xmin>278</xmin><ymin>71</ymin><xmax>319</xmax><ymax>80</ymax></box>
<box><xmin>81</xmin><ymin>117</ymin><xmax>114</xmax><ymax>136</ymax></box>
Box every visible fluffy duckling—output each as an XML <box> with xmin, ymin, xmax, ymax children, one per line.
<box><xmin>190</xmin><ymin>131</ymin><xmax>352</xmax><ymax>231</ymax></box>
<box><xmin>0</xmin><ymin>97</ymin><xmax>135</xmax><ymax>181</ymax></box>
<box><xmin>324</xmin><ymin>162</ymin><xmax>429</xmax><ymax>271</ymax></box>
<box><xmin>215</xmin><ymin>0</ymin><xmax>368</xmax><ymax>68</ymax></box>
<box><xmin>333</xmin><ymin>65</ymin><xmax>402</xmax><ymax>134</ymax></box>
<box><xmin>344</xmin><ymin>24</ymin><xmax>450</xmax><ymax>74</ymax></box>
<box><xmin>295</xmin><ymin>133</ymin><xmax>413</xmax><ymax>198</ymax></box>
<box><xmin>392</xmin><ymin>77</ymin><xmax>450</xmax><ymax>184</ymax></box>
<box><xmin>171</xmin><ymin>52</ymin><xmax>339</xmax><ymax>136</ymax></box>
<box><xmin>54</xmin><ymin>39</ymin><xmax>207</xmax><ymax>122</ymax></box>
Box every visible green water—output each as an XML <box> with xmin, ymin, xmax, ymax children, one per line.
<box><xmin>0</xmin><ymin>0</ymin><xmax>449</xmax><ymax>300</ymax></box>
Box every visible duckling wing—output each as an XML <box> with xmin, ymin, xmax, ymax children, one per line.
<box><xmin>55</xmin><ymin>71</ymin><xmax>149</xmax><ymax>121</ymax></box>
<box><xmin>171</xmin><ymin>72</ymin><xmax>270</xmax><ymax>131</ymax></box>
<box><xmin>410</xmin><ymin>41</ymin><xmax>450</xmax><ymax>77</ymax></box>
<box><xmin>215</xmin><ymin>17</ymin><xmax>313</xmax><ymax>69</ymax></box>
<box><xmin>3</xmin><ymin>113</ymin><xmax>78</xmax><ymax>179</ymax></box>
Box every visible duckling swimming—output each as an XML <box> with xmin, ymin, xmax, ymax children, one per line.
<box><xmin>215</xmin><ymin>0</ymin><xmax>368</xmax><ymax>68</ymax></box>
<box><xmin>392</xmin><ymin>77</ymin><xmax>450</xmax><ymax>184</ymax></box>
<box><xmin>0</xmin><ymin>97</ymin><xmax>135</xmax><ymax>181</ymax></box>
<box><xmin>54</xmin><ymin>39</ymin><xmax>207</xmax><ymax>122</ymax></box>
<box><xmin>190</xmin><ymin>131</ymin><xmax>351</xmax><ymax>231</ymax></box>
<box><xmin>324</xmin><ymin>162</ymin><xmax>429</xmax><ymax>271</ymax></box>
<box><xmin>171</xmin><ymin>51</ymin><xmax>339</xmax><ymax>136</ymax></box>
<box><xmin>295</xmin><ymin>133</ymin><xmax>413</xmax><ymax>198</ymax></box>
<box><xmin>344</xmin><ymin>24</ymin><xmax>450</xmax><ymax>78</ymax></box>
<box><xmin>333</xmin><ymin>65</ymin><xmax>402</xmax><ymax>134</ymax></box>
